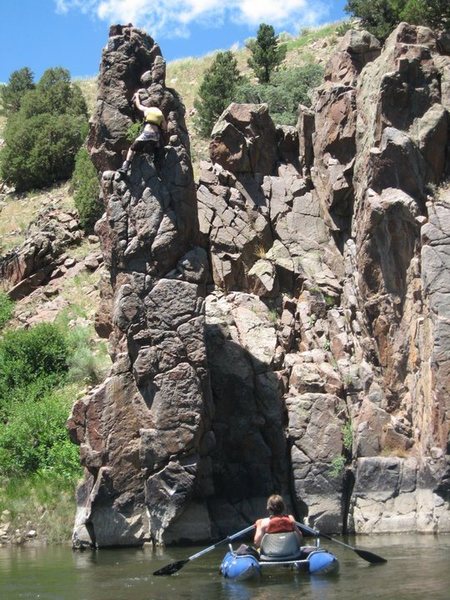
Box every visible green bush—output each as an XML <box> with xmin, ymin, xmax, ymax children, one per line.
<box><xmin>126</xmin><ymin>121</ymin><xmax>142</xmax><ymax>142</ymax></box>
<box><xmin>0</xmin><ymin>323</ymin><xmax>69</xmax><ymax>420</ymax></box>
<box><xmin>1</xmin><ymin>113</ymin><xmax>88</xmax><ymax>191</ymax></box>
<box><xmin>0</xmin><ymin>67</ymin><xmax>88</xmax><ymax>192</ymax></box>
<box><xmin>0</xmin><ymin>321</ymin><xmax>102</xmax><ymax>481</ymax></box>
<box><xmin>65</xmin><ymin>324</ymin><xmax>110</xmax><ymax>384</ymax></box>
<box><xmin>0</xmin><ymin>292</ymin><xmax>14</xmax><ymax>329</ymax></box>
<box><xmin>0</xmin><ymin>386</ymin><xmax>80</xmax><ymax>479</ymax></box>
<box><xmin>194</xmin><ymin>51</ymin><xmax>243</xmax><ymax>138</ymax></box>
<box><xmin>72</xmin><ymin>147</ymin><xmax>102</xmax><ymax>233</ymax></box>
<box><xmin>247</xmin><ymin>23</ymin><xmax>287</xmax><ymax>83</ymax></box>
<box><xmin>400</xmin><ymin>0</ymin><xmax>450</xmax><ymax>30</ymax></box>
<box><xmin>345</xmin><ymin>0</ymin><xmax>450</xmax><ymax>41</ymax></box>
<box><xmin>235</xmin><ymin>64</ymin><xmax>324</xmax><ymax>125</ymax></box>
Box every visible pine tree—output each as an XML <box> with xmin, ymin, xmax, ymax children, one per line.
<box><xmin>400</xmin><ymin>0</ymin><xmax>450</xmax><ymax>31</ymax></box>
<box><xmin>0</xmin><ymin>67</ymin><xmax>88</xmax><ymax>191</ymax></box>
<box><xmin>247</xmin><ymin>24</ymin><xmax>287</xmax><ymax>84</ymax></box>
<box><xmin>345</xmin><ymin>0</ymin><xmax>450</xmax><ymax>41</ymax></box>
<box><xmin>0</xmin><ymin>67</ymin><xmax>35</xmax><ymax>115</ymax></box>
<box><xmin>72</xmin><ymin>147</ymin><xmax>102</xmax><ymax>233</ymax></box>
<box><xmin>194</xmin><ymin>51</ymin><xmax>242</xmax><ymax>138</ymax></box>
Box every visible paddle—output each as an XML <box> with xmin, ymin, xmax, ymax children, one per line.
<box><xmin>296</xmin><ymin>522</ymin><xmax>387</xmax><ymax>564</ymax></box>
<box><xmin>153</xmin><ymin>524</ymin><xmax>256</xmax><ymax>576</ymax></box>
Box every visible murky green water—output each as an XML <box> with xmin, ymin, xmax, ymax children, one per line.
<box><xmin>1</xmin><ymin>533</ymin><xmax>449</xmax><ymax>599</ymax></box>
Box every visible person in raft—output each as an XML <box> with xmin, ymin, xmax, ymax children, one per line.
<box><xmin>118</xmin><ymin>90</ymin><xmax>167</xmax><ymax>174</ymax></box>
<box><xmin>254</xmin><ymin>494</ymin><xmax>303</xmax><ymax>547</ymax></box>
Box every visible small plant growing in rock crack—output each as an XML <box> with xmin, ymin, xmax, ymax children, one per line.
<box><xmin>126</xmin><ymin>121</ymin><xmax>142</xmax><ymax>142</ymax></box>
<box><xmin>342</xmin><ymin>421</ymin><xmax>353</xmax><ymax>452</ymax></box>
<box><xmin>254</xmin><ymin>243</ymin><xmax>268</xmax><ymax>260</ymax></box>
<box><xmin>324</xmin><ymin>293</ymin><xmax>337</xmax><ymax>308</ymax></box>
<box><xmin>307</xmin><ymin>314</ymin><xmax>317</xmax><ymax>328</ymax></box>
<box><xmin>268</xmin><ymin>308</ymin><xmax>278</xmax><ymax>324</ymax></box>
<box><xmin>343</xmin><ymin>372</ymin><xmax>353</xmax><ymax>387</ymax></box>
<box><xmin>329</xmin><ymin>455</ymin><xmax>346</xmax><ymax>477</ymax></box>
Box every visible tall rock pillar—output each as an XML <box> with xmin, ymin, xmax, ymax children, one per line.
<box><xmin>68</xmin><ymin>24</ymin><xmax>213</xmax><ymax>547</ymax></box>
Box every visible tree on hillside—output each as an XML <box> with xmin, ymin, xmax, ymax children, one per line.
<box><xmin>0</xmin><ymin>67</ymin><xmax>88</xmax><ymax>192</ymax></box>
<box><xmin>345</xmin><ymin>0</ymin><xmax>401</xmax><ymax>40</ymax></box>
<box><xmin>72</xmin><ymin>146</ymin><xmax>102</xmax><ymax>233</ymax></box>
<box><xmin>345</xmin><ymin>0</ymin><xmax>450</xmax><ymax>41</ymax></box>
<box><xmin>247</xmin><ymin>24</ymin><xmax>287</xmax><ymax>84</ymax></box>
<box><xmin>0</xmin><ymin>67</ymin><xmax>35</xmax><ymax>115</ymax></box>
<box><xmin>235</xmin><ymin>64</ymin><xmax>324</xmax><ymax>125</ymax></box>
<box><xmin>400</xmin><ymin>0</ymin><xmax>450</xmax><ymax>31</ymax></box>
<box><xmin>194</xmin><ymin>51</ymin><xmax>242</xmax><ymax>138</ymax></box>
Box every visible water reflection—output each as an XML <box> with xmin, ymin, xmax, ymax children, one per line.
<box><xmin>0</xmin><ymin>534</ymin><xmax>449</xmax><ymax>600</ymax></box>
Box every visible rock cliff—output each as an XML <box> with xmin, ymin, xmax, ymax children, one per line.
<box><xmin>69</xmin><ymin>22</ymin><xmax>450</xmax><ymax>547</ymax></box>
<box><xmin>68</xmin><ymin>25</ymin><xmax>212</xmax><ymax>546</ymax></box>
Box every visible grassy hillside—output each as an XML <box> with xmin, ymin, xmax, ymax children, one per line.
<box><xmin>165</xmin><ymin>22</ymin><xmax>344</xmax><ymax>167</ymax></box>
<box><xmin>74</xmin><ymin>76</ymin><xmax>98</xmax><ymax>116</ymax></box>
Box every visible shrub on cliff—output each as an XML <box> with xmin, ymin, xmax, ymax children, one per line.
<box><xmin>345</xmin><ymin>0</ymin><xmax>450</xmax><ymax>40</ymax></box>
<box><xmin>247</xmin><ymin>23</ymin><xmax>287</xmax><ymax>83</ymax></box>
<box><xmin>0</xmin><ymin>67</ymin><xmax>88</xmax><ymax>192</ymax></box>
<box><xmin>235</xmin><ymin>64</ymin><xmax>324</xmax><ymax>125</ymax></box>
<box><xmin>72</xmin><ymin>147</ymin><xmax>102</xmax><ymax>233</ymax></box>
<box><xmin>194</xmin><ymin>51</ymin><xmax>243</xmax><ymax>138</ymax></box>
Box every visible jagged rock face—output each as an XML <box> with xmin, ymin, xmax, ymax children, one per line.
<box><xmin>210</xmin><ymin>103</ymin><xmax>278</xmax><ymax>174</ymax></box>
<box><xmin>0</xmin><ymin>208</ymin><xmax>82</xmax><ymax>299</ymax></box>
<box><xmin>69</xmin><ymin>25</ymin><xmax>212</xmax><ymax>547</ymax></box>
<box><xmin>311</xmin><ymin>23</ymin><xmax>450</xmax><ymax>531</ymax></box>
<box><xmin>348</xmin><ymin>24</ymin><xmax>449</xmax><ymax>452</ymax></box>
<box><xmin>198</xmin><ymin>103</ymin><xmax>350</xmax><ymax>530</ymax></box>
<box><xmin>204</xmin><ymin>292</ymin><xmax>291</xmax><ymax>533</ymax></box>
<box><xmin>198</xmin><ymin>22</ymin><xmax>450</xmax><ymax>535</ymax></box>
<box><xmin>70</xmin><ymin>22</ymin><xmax>450</xmax><ymax>546</ymax></box>
<box><xmin>324</xmin><ymin>29</ymin><xmax>381</xmax><ymax>87</ymax></box>
<box><xmin>88</xmin><ymin>24</ymin><xmax>190</xmax><ymax>172</ymax></box>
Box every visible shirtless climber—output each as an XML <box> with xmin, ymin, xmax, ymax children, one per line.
<box><xmin>118</xmin><ymin>91</ymin><xmax>167</xmax><ymax>174</ymax></box>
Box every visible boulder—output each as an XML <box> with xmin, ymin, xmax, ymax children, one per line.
<box><xmin>324</xmin><ymin>29</ymin><xmax>381</xmax><ymax>87</ymax></box>
<box><xmin>0</xmin><ymin>208</ymin><xmax>82</xmax><ymax>298</ymax></box>
<box><xmin>210</xmin><ymin>103</ymin><xmax>278</xmax><ymax>175</ymax></box>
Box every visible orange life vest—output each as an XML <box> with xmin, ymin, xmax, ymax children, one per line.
<box><xmin>266</xmin><ymin>515</ymin><xmax>295</xmax><ymax>534</ymax></box>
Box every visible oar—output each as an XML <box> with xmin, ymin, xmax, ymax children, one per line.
<box><xmin>297</xmin><ymin>522</ymin><xmax>387</xmax><ymax>564</ymax></box>
<box><xmin>153</xmin><ymin>524</ymin><xmax>255</xmax><ymax>576</ymax></box>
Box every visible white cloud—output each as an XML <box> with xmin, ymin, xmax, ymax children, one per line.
<box><xmin>55</xmin><ymin>0</ymin><xmax>330</xmax><ymax>37</ymax></box>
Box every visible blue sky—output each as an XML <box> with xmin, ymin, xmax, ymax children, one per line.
<box><xmin>0</xmin><ymin>0</ymin><xmax>348</xmax><ymax>83</ymax></box>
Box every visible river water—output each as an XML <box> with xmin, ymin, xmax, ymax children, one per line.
<box><xmin>1</xmin><ymin>533</ymin><xmax>449</xmax><ymax>599</ymax></box>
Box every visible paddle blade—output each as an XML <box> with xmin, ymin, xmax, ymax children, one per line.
<box><xmin>355</xmin><ymin>548</ymin><xmax>387</xmax><ymax>564</ymax></box>
<box><xmin>153</xmin><ymin>559</ymin><xmax>189</xmax><ymax>576</ymax></box>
